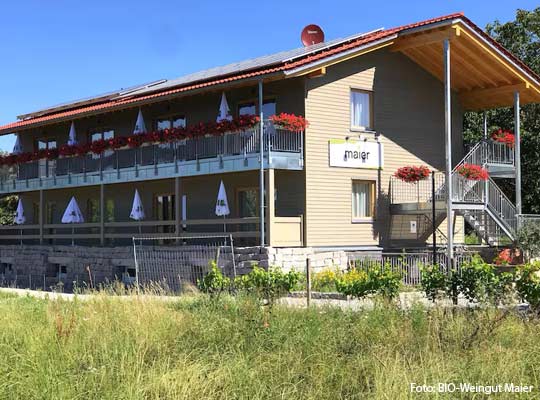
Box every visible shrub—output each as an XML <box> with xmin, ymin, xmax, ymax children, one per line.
<box><xmin>311</xmin><ymin>269</ymin><xmax>342</xmax><ymax>292</ymax></box>
<box><xmin>235</xmin><ymin>266</ymin><xmax>301</xmax><ymax>305</ymax></box>
<box><xmin>420</xmin><ymin>256</ymin><xmax>514</xmax><ymax>305</ymax></box>
<box><xmin>457</xmin><ymin>256</ymin><xmax>499</xmax><ymax>303</ymax></box>
<box><xmin>335</xmin><ymin>264</ymin><xmax>401</xmax><ymax>300</ymax></box>
<box><xmin>420</xmin><ymin>265</ymin><xmax>447</xmax><ymax>302</ymax></box>
<box><xmin>197</xmin><ymin>262</ymin><xmax>231</xmax><ymax>298</ymax></box>
<box><xmin>517</xmin><ymin>221</ymin><xmax>540</xmax><ymax>261</ymax></box>
<box><xmin>515</xmin><ymin>262</ymin><xmax>540</xmax><ymax>314</ymax></box>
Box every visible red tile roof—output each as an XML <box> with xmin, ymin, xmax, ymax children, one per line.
<box><xmin>1</xmin><ymin>12</ymin><xmax>538</xmax><ymax>134</ymax></box>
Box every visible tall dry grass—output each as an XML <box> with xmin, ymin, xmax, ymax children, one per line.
<box><xmin>0</xmin><ymin>291</ymin><xmax>538</xmax><ymax>399</ymax></box>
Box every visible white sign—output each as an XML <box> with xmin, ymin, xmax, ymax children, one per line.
<box><xmin>329</xmin><ymin>139</ymin><xmax>383</xmax><ymax>169</ymax></box>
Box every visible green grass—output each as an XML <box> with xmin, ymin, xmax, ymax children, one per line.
<box><xmin>0</xmin><ymin>292</ymin><xmax>539</xmax><ymax>399</ymax></box>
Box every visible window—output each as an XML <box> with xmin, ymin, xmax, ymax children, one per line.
<box><xmin>350</xmin><ymin>90</ymin><xmax>373</xmax><ymax>130</ymax></box>
<box><xmin>89</xmin><ymin>129</ymin><xmax>114</xmax><ymax>142</ymax></box>
<box><xmin>36</xmin><ymin>138</ymin><xmax>57</xmax><ymax>151</ymax></box>
<box><xmin>87</xmin><ymin>199</ymin><xmax>115</xmax><ymax>223</ymax></box>
<box><xmin>237</xmin><ymin>188</ymin><xmax>259</xmax><ymax>218</ymax></box>
<box><xmin>156</xmin><ymin>115</ymin><xmax>186</xmax><ymax>130</ymax></box>
<box><xmin>352</xmin><ymin>180</ymin><xmax>375</xmax><ymax>220</ymax></box>
<box><xmin>238</xmin><ymin>99</ymin><xmax>276</xmax><ymax>117</ymax></box>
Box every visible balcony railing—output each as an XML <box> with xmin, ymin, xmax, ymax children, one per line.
<box><xmin>7</xmin><ymin>124</ymin><xmax>303</xmax><ymax>190</ymax></box>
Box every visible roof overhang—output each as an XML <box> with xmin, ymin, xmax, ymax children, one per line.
<box><xmin>390</xmin><ymin>18</ymin><xmax>540</xmax><ymax>110</ymax></box>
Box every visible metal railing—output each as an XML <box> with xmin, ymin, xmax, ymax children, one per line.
<box><xmin>347</xmin><ymin>251</ymin><xmax>475</xmax><ymax>286</ymax></box>
<box><xmin>389</xmin><ymin>173</ymin><xmax>446</xmax><ymax>204</ymax></box>
<box><xmin>486</xmin><ymin>178</ymin><xmax>517</xmax><ymax>234</ymax></box>
<box><xmin>13</xmin><ymin>124</ymin><xmax>303</xmax><ymax>183</ymax></box>
<box><xmin>454</xmin><ymin>139</ymin><xmax>514</xmax><ymax>170</ymax></box>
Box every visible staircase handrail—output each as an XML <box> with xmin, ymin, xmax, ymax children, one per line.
<box><xmin>486</xmin><ymin>177</ymin><xmax>517</xmax><ymax>234</ymax></box>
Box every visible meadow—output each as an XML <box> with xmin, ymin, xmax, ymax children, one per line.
<box><xmin>1</xmin><ymin>290</ymin><xmax>539</xmax><ymax>399</ymax></box>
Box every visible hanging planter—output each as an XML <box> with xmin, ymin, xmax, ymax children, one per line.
<box><xmin>394</xmin><ymin>165</ymin><xmax>430</xmax><ymax>183</ymax></box>
<box><xmin>491</xmin><ymin>128</ymin><xmax>515</xmax><ymax>148</ymax></box>
<box><xmin>457</xmin><ymin>163</ymin><xmax>489</xmax><ymax>181</ymax></box>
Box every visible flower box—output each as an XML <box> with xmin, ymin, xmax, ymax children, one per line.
<box><xmin>456</xmin><ymin>163</ymin><xmax>489</xmax><ymax>181</ymax></box>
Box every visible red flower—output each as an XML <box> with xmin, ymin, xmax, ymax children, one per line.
<box><xmin>457</xmin><ymin>164</ymin><xmax>489</xmax><ymax>181</ymax></box>
<box><xmin>491</xmin><ymin>129</ymin><xmax>515</xmax><ymax>148</ymax></box>
<box><xmin>59</xmin><ymin>144</ymin><xmax>76</xmax><ymax>157</ymax></box>
<box><xmin>44</xmin><ymin>148</ymin><xmax>59</xmax><ymax>160</ymax></box>
<box><xmin>74</xmin><ymin>144</ymin><xmax>91</xmax><ymax>157</ymax></box>
<box><xmin>90</xmin><ymin>139</ymin><xmax>109</xmax><ymax>155</ymax></box>
<box><xmin>144</xmin><ymin>131</ymin><xmax>162</xmax><ymax>143</ymax></box>
<box><xmin>269</xmin><ymin>113</ymin><xmax>308</xmax><ymax>132</ymax></box>
<box><xmin>394</xmin><ymin>165</ymin><xmax>431</xmax><ymax>183</ymax></box>
<box><xmin>16</xmin><ymin>152</ymin><xmax>33</xmax><ymax>163</ymax></box>
<box><xmin>109</xmin><ymin>136</ymin><xmax>128</xmax><ymax>150</ymax></box>
<box><xmin>127</xmin><ymin>134</ymin><xmax>145</xmax><ymax>148</ymax></box>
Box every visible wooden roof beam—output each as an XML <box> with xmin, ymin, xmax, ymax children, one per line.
<box><xmin>391</xmin><ymin>27</ymin><xmax>456</xmax><ymax>52</ymax></box>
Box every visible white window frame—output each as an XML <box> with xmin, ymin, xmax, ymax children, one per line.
<box><xmin>351</xmin><ymin>179</ymin><xmax>375</xmax><ymax>222</ymax></box>
<box><xmin>350</xmin><ymin>89</ymin><xmax>374</xmax><ymax>132</ymax></box>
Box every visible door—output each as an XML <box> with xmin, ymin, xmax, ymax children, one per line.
<box><xmin>155</xmin><ymin>194</ymin><xmax>175</xmax><ymax>234</ymax></box>
<box><xmin>37</xmin><ymin>139</ymin><xmax>57</xmax><ymax>178</ymax></box>
<box><xmin>237</xmin><ymin>187</ymin><xmax>258</xmax><ymax>236</ymax></box>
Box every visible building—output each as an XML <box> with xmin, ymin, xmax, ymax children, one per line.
<box><xmin>0</xmin><ymin>12</ymin><xmax>539</xmax><ymax>285</ymax></box>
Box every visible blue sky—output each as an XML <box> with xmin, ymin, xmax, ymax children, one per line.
<box><xmin>0</xmin><ymin>0</ymin><xmax>537</xmax><ymax>151</ymax></box>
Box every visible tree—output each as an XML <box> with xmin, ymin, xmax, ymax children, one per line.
<box><xmin>464</xmin><ymin>8</ymin><xmax>540</xmax><ymax>212</ymax></box>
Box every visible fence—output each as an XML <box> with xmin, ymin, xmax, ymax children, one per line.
<box><xmin>346</xmin><ymin>251</ymin><xmax>475</xmax><ymax>286</ymax></box>
<box><xmin>133</xmin><ymin>234</ymin><xmax>236</xmax><ymax>293</ymax></box>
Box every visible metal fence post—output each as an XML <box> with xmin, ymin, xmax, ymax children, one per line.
<box><xmin>306</xmin><ymin>257</ymin><xmax>312</xmax><ymax>307</ymax></box>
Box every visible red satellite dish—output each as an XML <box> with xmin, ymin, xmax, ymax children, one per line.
<box><xmin>301</xmin><ymin>24</ymin><xmax>325</xmax><ymax>46</ymax></box>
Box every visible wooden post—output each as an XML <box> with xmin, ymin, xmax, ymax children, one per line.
<box><xmin>306</xmin><ymin>257</ymin><xmax>312</xmax><ymax>307</ymax></box>
<box><xmin>100</xmin><ymin>184</ymin><xmax>105</xmax><ymax>246</ymax></box>
<box><xmin>39</xmin><ymin>189</ymin><xmax>44</xmax><ymax>245</ymax></box>
<box><xmin>175</xmin><ymin>177</ymin><xmax>181</xmax><ymax>236</ymax></box>
<box><xmin>266</xmin><ymin>169</ymin><xmax>275</xmax><ymax>246</ymax></box>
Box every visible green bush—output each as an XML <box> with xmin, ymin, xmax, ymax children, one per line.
<box><xmin>517</xmin><ymin>222</ymin><xmax>540</xmax><ymax>261</ymax></box>
<box><xmin>420</xmin><ymin>265</ymin><xmax>447</xmax><ymax>302</ymax></box>
<box><xmin>335</xmin><ymin>264</ymin><xmax>401</xmax><ymax>300</ymax></box>
<box><xmin>515</xmin><ymin>262</ymin><xmax>540</xmax><ymax>314</ymax></box>
<box><xmin>311</xmin><ymin>268</ymin><xmax>342</xmax><ymax>292</ymax></box>
<box><xmin>235</xmin><ymin>266</ymin><xmax>301</xmax><ymax>305</ymax></box>
<box><xmin>420</xmin><ymin>256</ymin><xmax>515</xmax><ymax>305</ymax></box>
<box><xmin>197</xmin><ymin>262</ymin><xmax>231</xmax><ymax>297</ymax></box>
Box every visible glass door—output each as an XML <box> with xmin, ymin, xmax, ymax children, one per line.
<box><xmin>155</xmin><ymin>194</ymin><xmax>175</xmax><ymax>234</ymax></box>
<box><xmin>37</xmin><ymin>139</ymin><xmax>57</xmax><ymax>178</ymax></box>
<box><xmin>237</xmin><ymin>188</ymin><xmax>258</xmax><ymax>237</ymax></box>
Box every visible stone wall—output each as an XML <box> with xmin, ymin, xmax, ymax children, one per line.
<box><xmin>0</xmin><ymin>244</ymin><xmax>379</xmax><ymax>291</ymax></box>
<box><xmin>232</xmin><ymin>246</ymin><xmax>366</xmax><ymax>274</ymax></box>
<box><xmin>0</xmin><ymin>245</ymin><xmax>134</xmax><ymax>291</ymax></box>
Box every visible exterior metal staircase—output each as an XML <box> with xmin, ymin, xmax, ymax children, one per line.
<box><xmin>451</xmin><ymin>140</ymin><xmax>517</xmax><ymax>244</ymax></box>
<box><xmin>389</xmin><ymin>138</ymin><xmax>517</xmax><ymax>247</ymax></box>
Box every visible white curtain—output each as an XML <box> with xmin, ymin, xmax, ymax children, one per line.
<box><xmin>352</xmin><ymin>182</ymin><xmax>370</xmax><ymax>218</ymax></box>
<box><xmin>350</xmin><ymin>91</ymin><xmax>370</xmax><ymax>128</ymax></box>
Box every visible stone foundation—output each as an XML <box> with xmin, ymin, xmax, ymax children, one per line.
<box><xmin>0</xmin><ymin>244</ymin><xmax>379</xmax><ymax>291</ymax></box>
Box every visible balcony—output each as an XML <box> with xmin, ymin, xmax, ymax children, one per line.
<box><xmin>3</xmin><ymin>122</ymin><xmax>303</xmax><ymax>194</ymax></box>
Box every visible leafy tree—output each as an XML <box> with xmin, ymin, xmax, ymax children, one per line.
<box><xmin>0</xmin><ymin>195</ymin><xmax>17</xmax><ymax>226</ymax></box>
<box><xmin>464</xmin><ymin>8</ymin><xmax>540</xmax><ymax>212</ymax></box>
